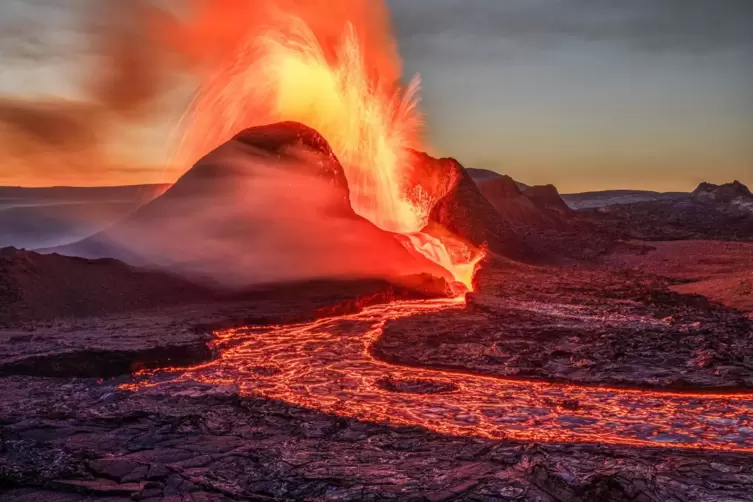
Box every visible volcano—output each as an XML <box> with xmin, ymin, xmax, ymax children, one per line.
<box><xmin>53</xmin><ymin>122</ymin><xmax>451</xmax><ymax>287</ymax></box>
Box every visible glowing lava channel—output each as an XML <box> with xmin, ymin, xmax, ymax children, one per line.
<box><xmin>171</xmin><ymin>0</ymin><xmax>484</xmax><ymax>290</ymax></box>
<box><xmin>127</xmin><ymin>299</ymin><xmax>753</xmax><ymax>452</ymax></box>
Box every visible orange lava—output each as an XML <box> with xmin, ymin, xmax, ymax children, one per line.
<box><xmin>166</xmin><ymin>0</ymin><xmax>484</xmax><ymax>289</ymax></box>
<box><xmin>125</xmin><ymin>299</ymin><xmax>753</xmax><ymax>453</ymax></box>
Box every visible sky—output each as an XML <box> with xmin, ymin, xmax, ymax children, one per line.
<box><xmin>0</xmin><ymin>0</ymin><xmax>751</xmax><ymax>192</ymax></box>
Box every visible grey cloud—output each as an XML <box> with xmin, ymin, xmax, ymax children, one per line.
<box><xmin>388</xmin><ymin>0</ymin><xmax>753</xmax><ymax>55</ymax></box>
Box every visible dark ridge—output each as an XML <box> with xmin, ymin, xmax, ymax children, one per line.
<box><xmin>412</xmin><ymin>151</ymin><xmax>529</xmax><ymax>260</ymax></box>
<box><xmin>522</xmin><ymin>184</ymin><xmax>573</xmax><ymax>215</ymax></box>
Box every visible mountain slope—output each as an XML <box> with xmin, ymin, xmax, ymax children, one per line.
<box><xmin>53</xmin><ymin>122</ymin><xmax>450</xmax><ymax>286</ymax></box>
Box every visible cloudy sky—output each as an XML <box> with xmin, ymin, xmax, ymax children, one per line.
<box><xmin>388</xmin><ymin>0</ymin><xmax>753</xmax><ymax>191</ymax></box>
<box><xmin>0</xmin><ymin>0</ymin><xmax>751</xmax><ymax>191</ymax></box>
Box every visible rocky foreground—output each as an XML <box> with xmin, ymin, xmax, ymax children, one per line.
<box><xmin>377</xmin><ymin>249</ymin><xmax>753</xmax><ymax>390</ymax></box>
<box><xmin>1</xmin><ymin>241</ymin><xmax>753</xmax><ymax>500</ymax></box>
<box><xmin>1</xmin><ymin>123</ymin><xmax>752</xmax><ymax>499</ymax></box>
<box><xmin>4</xmin><ymin>375</ymin><xmax>753</xmax><ymax>502</ymax></box>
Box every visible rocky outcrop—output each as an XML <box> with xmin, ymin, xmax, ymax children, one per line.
<box><xmin>477</xmin><ymin>176</ymin><xmax>568</xmax><ymax>230</ymax></box>
<box><xmin>411</xmin><ymin>151</ymin><xmax>529</xmax><ymax>259</ymax></box>
<box><xmin>692</xmin><ymin>180</ymin><xmax>753</xmax><ymax>204</ymax></box>
<box><xmin>522</xmin><ymin>184</ymin><xmax>573</xmax><ymax>216</ymax></box>
<box><xmin>466</xmin><ymin>167</ymin><xmax>530</xmax><ymax>190</ymax></box>
<box><xmin>417</xmin><ymin>155</ymin><xmax>609</xmax><ymax>261</ymax></box>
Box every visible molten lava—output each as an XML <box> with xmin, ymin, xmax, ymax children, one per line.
<box><xmin>168</xmin><ymin>0</ymin><xmax>484</xmax><ymax>290</ymax></box>
<box><xmin>126</xmin><ymin>298</ymin><xmax>753</xmax><ymax>452</ymax></box>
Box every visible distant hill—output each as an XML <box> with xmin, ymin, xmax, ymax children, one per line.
<box><xmin>475</xmin><ymin>175</ymin><xmax>571</xmax><ymax>230</ymax></box>
<box><xmin>0</xmin><ymin>184</ymin><xmax>169</xmax><ymax>249</ymax></box>
<box><xmin>0</xmin><ymin>184</ymin><xmax>169</xmax><ymax>205</ymax></box>
<box><xmin>692</xmin><ymin>180</ymin><xmax>753</xmax><ymax>207</ymax></box>
<box><xmin>589</xmin><ymin>181</ymin><xmax>753</xmax><ymax>241</ymax></box>
<box><xmin>562</xmin><ymin>190</ymin><xmax>687</xmax><ymax>210</ymax></box>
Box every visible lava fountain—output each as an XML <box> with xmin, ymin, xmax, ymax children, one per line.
<box><xmin>167</xmin><ymin>0</ymin><xmax>485</xmax><ymax>290</ymax></box>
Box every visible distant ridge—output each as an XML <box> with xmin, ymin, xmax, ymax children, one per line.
<box><xmin>0</xmin><ymin>184</ymin><xmax>170</xmax><ymax>202</ymax></box>
<box><xmin>562</xmin><ymin>190</ymin><xmax>687</xmax><ymax>210</ymax></box>
<box><xmin>590</xmin><ymin>180</ymin><xmax>753</xmax><ymax>241</ymax></box>
<box><xmin>466</xmin><ymin>168</ymin><xmax>530</xmax><ymax>190</ymax></box>
<box><xmin>0</xmin><ymin>184</ymin><xmax>171</xmax><ymax>250</ymax></box>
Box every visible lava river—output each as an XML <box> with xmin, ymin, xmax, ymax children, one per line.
<box><xmin>129</xmin><ymin>298</ymin><xmax>753</xmax><ymax>452</ymax></box>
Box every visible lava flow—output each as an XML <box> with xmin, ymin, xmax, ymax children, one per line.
<box><xmin>165</xmin><ymin>0</ymin><xmax>484</xmax><ymax>289</ymax></box>
<box><xmin>128</xmin><ymin>299</ymin><xmax>753</xmax><ymax>452</ymax></box>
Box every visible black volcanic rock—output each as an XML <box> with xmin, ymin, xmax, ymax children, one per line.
<box><xmin>466</xmin><ymin>167</ymin><xmax>502</xmax><ymax>182</ymax></box>
<box><xmin>474</xmin><ymin>176</ymin><xmax>616</xmax><ymax>260</ymax></box>
<box><xmin>480</xmin><ymin>174</ymin><xmax>521</xmax><ymax>197</ymax></box>
<box><xmin>51</xmin><ymin>122</ymin><xmax>450</xmax><ymax>286</ymax></box>
<box><xmin>412</xmin><ymin>153</ymin><xmax>608</xmax><ymax>261</ymax></box>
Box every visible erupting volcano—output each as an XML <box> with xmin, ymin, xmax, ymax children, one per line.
<box><xmin>4</xmin><ymin>1</ymin><xmax>753</xmax><ymax>500</ymax></box>
<box><xmin>169</xmin><ymin>0</ymin><xmax>485</xmax><ymax>290</ymax></box>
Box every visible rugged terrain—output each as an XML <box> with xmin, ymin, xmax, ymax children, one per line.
<box><xmin>377</xmin><ymin>250</ymin><xmax>753</xmax><ymax>390</ymax></box>
<box><xmin>4</xmin><ymin>374</ymin><xmax>753</xmax><ymax>501</ymax></box>
<box><xmin>2</xmin><ymin>127</ymin><xmax>752</xmax><ymax>500</ymax></box>
<box><xmin>2</xmin><ymin>255</ymin><xmax>753</xmax><ymax>500</ymax></box>
<box><xmin>585</xmin><ymin>181</ymin><xmax>753</xmax><ymax>242</ymax></box>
